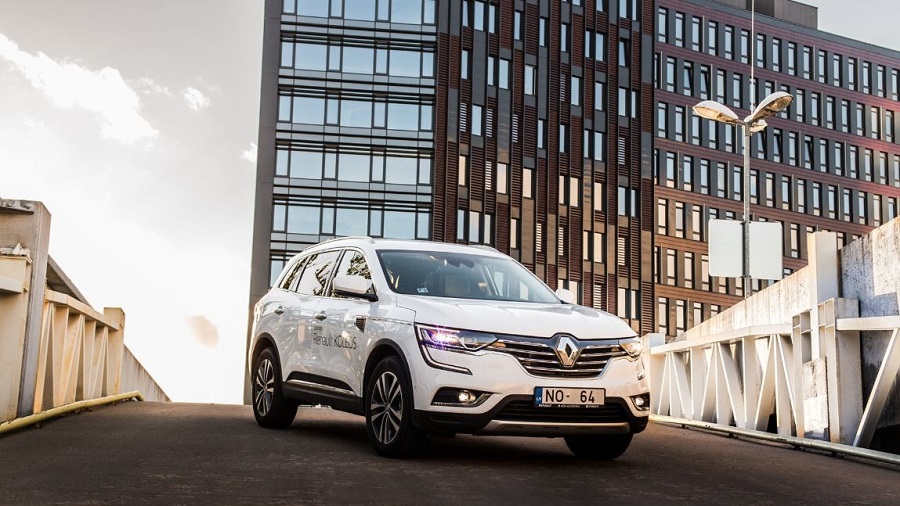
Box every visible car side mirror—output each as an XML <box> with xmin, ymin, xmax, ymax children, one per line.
<box><xmin>333</xmin><ymin>274</ymin><xmax>377</xmax><ymax>301</ymax></box>
<box><xmin>555</xmin><ymin>288</ymin><xmax>575</xmax><ymax>304</ymax></box>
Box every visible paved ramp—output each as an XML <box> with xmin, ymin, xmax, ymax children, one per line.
<box><xmin>0</xmin><ymin>402</ymin><xmax>897</xmax><ymax>505</ymax></box>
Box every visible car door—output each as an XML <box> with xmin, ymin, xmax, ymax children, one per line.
<box><xmin>292</xmin><ymin>249</ymin><xmax>342</xmax><ymax>386</ymax></box>
<box><xmin>309</xmin><ymin>248</ymin><xmax>375</xmax><ymax>398</ymax></box>
<box><xmin>259</xmin><ymin>256</ymin><xmax>308</xmax><ymax>379</ymax></box>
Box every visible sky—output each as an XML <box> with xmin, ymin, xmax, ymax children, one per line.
<box><xmin>0</xmin><ymin>0</ymin><xmax>896</xmax><ymax>404</ymax></box>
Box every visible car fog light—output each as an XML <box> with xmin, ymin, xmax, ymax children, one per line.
<box><xmin>432</xmin><ymin>388</ymin><xmax>489</xmax><ymax>407</ymax></box>
<box><xmin>631</xmin><ymin>393</ymin><xmax>650</xmax><ymax>411</ymax></box>
<box><xmin>458</xmin><ymin>390</ymin><xmax>476</xmax><ymax>403</ymax></box>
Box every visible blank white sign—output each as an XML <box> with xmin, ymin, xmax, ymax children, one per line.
<box><xmin>749</xmin><ymin>221</ymin><xmax>783</xmax><ymax>280</ymax></box>
<box><xmin>708</xmin><ymin>219</ymin><xmax>743</xmax><ymax>278</ymax></box>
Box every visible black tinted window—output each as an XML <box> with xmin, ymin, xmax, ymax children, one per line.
<box><xmin>294</xmin><ymin>250</ymin><xmax>341</xmax><ymax>296</ymax></box>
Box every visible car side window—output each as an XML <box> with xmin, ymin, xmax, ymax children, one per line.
<box><xmin>333</xmin><ymin>250</ymin><xmax>374</xmax><ymax>297</ymax></box>
<box><xmin>294</xmin><ymin>250</ymin><xmax>341</xmax><ymax>296</ymax></box>
<box><xmin>278</xmin><ymin>256</ymin><xmax>307</xmax><ymax>290</ymax></box>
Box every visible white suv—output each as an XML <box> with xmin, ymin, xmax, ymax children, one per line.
<box><xmin>249</xmin><ymin>237</ymin><xmax>650</xmax><ymax>458</ymax></box>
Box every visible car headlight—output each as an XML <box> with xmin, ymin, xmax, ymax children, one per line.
<box><xmin>619</xmin><ymin>336</ymin><xmax>643</xmax><ymax>358</ymax></box>
<box><xmin>416</xmin><ymin>324</ymin><xmax>498</xmax><ymax>352</ymax></box>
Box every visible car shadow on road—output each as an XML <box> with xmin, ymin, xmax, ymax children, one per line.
<box><xmin>282</xmin><ymin>409</ymin><xmax>640</xmax><ymax>468</ymax></box>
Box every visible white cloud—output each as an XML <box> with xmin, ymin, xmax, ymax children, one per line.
<box><xmin>0</xmin><ymin>33</ymin><xmax>158</xmax><ymax>144</ymax></box>
<box><xmin>182</xmin><ymin>86</ymin><xmax>210</xmax><ymax>111</ymax></box>
<box><xmin>133</xmin><ymin>76</ymin><xmax>172</xmax><ymax>96</ymax></box>
<box><xmin>242</xmin><ymin>142</ymin><xmax>257</xmax><ymax>165</ymax></box>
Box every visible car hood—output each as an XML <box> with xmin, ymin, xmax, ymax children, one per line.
<box><xmin>394</xmin><ymin>295</ymin><xmax>636</xmax><ymax>340</ymax></box>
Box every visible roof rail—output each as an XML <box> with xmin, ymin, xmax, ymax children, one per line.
<box><xmin>470</xmin><ymin>244</ymin><xmax>500</xmax><ymax>253</ymax></box>
<box><xmin>316</xmin><ymin>236</ymin><xmax>375</xmax><ymax>245</ymax></box>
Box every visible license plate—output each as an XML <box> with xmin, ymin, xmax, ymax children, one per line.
<box><xmin>534</xmin><ymin>387</ymin><xmax>605</xmax><ymax>407</ymax></box>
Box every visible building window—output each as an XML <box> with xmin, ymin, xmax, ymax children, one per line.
<box><xmin>618</xmin><ymin>38</ymin><xmax>630</xmax><ymax>67</ymax></box>
<box><xmin>571</xmin><ymin>76</ymin><xmax>581</xmax><ymax>106</ymax></box>
<box><xmin>510</xmin><ymin>218</ymin><xmax>519</xmax><ymax>249</ymax></box>
<box><xmin>525</xmin><ymin>65</ymin><xmax>536</xmax><ymax>95</ymax></box>
<box><xmin>674</xmin><ymin>12</ymin><xmax>684</xmax><ymax>47</ymax></box>
<box><xmin>538</xmin><ymin>119</ymin><xmax>546</xmax><ymax>149</ymax></box>
<box><xmin>561</xmin><ymin>23</ymin><xmax>570</xmax><ymax>52</ymax></box>
<box><xmin>461</xmin><ymin>50</ymin><xmax>469</xmax><ymax>79</ymax></box>
<box><xmin>497</xmin><ymin>163</ymin><xmax>508</xmax><ymax>194</ymax></box>
<box><xmin>458</xmin><ymin>154</ymin><xmax>468</xmax><ymax>186</ymax></box>
<box><xmin>658</xmin><ymin>8</ymin><xmax>668</xmax><ymax>43</ymax></box>
<box><xmin>586</xmin><ymin>184</ymin><xmax>602</xmax><ymax>214</ymax></box>
<box><xmin>523</xmin><ymin>168</ymin><xmax>533</xmax><ymax>198</ymax></box>
<box><xmin>514</xmin><ymin>11</ymin><xmax>522</xmax><ymax>40</ymax></box>
<box><xmin>471</xmin><ymin>104</ymin><xmax>483</xmax><ymax>136</ymax></box>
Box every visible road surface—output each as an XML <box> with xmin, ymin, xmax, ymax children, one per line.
<box><xmin>0</xmin><ymin>401</ymin><xmax>897</xmax><ymax>505</ymax></box>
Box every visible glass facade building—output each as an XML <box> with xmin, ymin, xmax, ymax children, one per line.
<box><xmin>653</xmin><ymin>0</ymin><xmax>900</xmax><ymax>338</ymax></box>
<box><xmin>250</xmin><ymin>0</ymin><xmax>657</xmax><ymax>339</ymax></box>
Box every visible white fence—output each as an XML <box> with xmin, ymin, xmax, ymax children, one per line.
<box><xmin>2</xmin><ymin>201</ymin><xmax>168</xmax><ymax>425</ymax></box>
<box><xmin>649</xmin><ymin>228</ymin><xmax>900</xmax><ymax>451</ymax></box>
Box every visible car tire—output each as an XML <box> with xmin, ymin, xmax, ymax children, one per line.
<box><xmin>564</xmin><ymin>433</ymin><xmax>633</xmax><ymax>460</ymax></box>
<box><xmin>252</xmin><ymin>347</ymin><xmax>297</xmax><ymax>429</ymax></box>
<box><xmin>365</xmin><ymin>356</ymin><xmax>428</xmax><ymax>458</ymax></box>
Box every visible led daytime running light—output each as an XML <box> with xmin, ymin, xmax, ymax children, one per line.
<box><xmin>417</xmin><ymin>325</ymin><xmax>498</xmax><ymax>352</ymax></box>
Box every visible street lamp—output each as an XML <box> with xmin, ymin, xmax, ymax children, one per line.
<box><xmin>693</xmin><ymin>91</ymin><xmax>793</xmax><ymax>297</ymax></box>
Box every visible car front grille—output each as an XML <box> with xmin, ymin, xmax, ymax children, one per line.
<box><xmin>492</xmin><ymin>338</ymin><xmax>627</xmax><ymax>378</ymax></box>
<box><xmin>495</xmin><ymin>400</ymin><xmax>629</xmax><ymax>423</ymax></box>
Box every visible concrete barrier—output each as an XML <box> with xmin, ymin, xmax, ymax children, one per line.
<box><xmin>1</xmin><ymin>199</ymin><xmax>168</xmax><ymax>426</ymax></box>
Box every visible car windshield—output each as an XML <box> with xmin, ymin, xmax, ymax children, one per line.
<box><xmin>377</xmin><ymin>250</ymin><xmax>561</xmax><ymax>304</ymax></box>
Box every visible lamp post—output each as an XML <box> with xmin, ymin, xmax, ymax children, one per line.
<box><xmin>693</xmin><ymin>92</ymin><xmax>793</xmax><ymax>298</ymax></box>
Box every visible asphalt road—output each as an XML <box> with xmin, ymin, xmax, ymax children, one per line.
<box><xmin>0</xmin><ymin>401</ymin><xmax>898</xmax><ymax>505</ymax></box>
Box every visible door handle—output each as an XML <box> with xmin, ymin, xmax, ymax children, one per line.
<box><xmin>314</xmin><ymin>312</ymin><xmax>327</xmax><ymax>321</ymax></box>
<box><xmin>273</xmin><ymin>306</ymin><xmax>284</xmax><ymax>316</ymax></box>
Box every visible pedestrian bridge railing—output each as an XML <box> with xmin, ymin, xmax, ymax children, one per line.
<box><xmin>648</xmin><ymin>301</ymin><xmax>900</xmax><ymax>451</ymax></box>
<box><xmin>1</xmin><ymin>253</ymin><xmax>167</xmax><ymax>428</ymax></box>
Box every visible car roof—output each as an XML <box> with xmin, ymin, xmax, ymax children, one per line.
<box><xmin>299</xmin><ymin>237</ymin><xmax>507</xmax><ymax>259</ymax></box>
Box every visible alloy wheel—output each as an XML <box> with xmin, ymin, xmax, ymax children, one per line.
<box><xmin>369</xmin><ymin>371</ymin><xmax>402</xmax><ymax>445</ymax></box>
<box><xmin>254</xmin><ymin>357</ymin><xmax>275</xmax><ymax>417</ymax></box>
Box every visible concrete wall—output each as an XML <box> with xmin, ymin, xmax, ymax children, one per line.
<box><xmin>841</xmin><ymin>218</ymin><xmax>900</xmax><ymax>430</ymax></box>
<box><xmin>681</xmin><ymin>267</ymin><xmax>811</xmax><ymax>339</ymax></box>
<box><xmin>682</xmin><ymin>217</ymin><xmax>900</xmax><ymax>439</ymax></box>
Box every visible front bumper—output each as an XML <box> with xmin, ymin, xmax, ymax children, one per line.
<box><xmin>412</xmin><ymin>395</ymin><xmax>649</xmax><ymax>436</ymax></box>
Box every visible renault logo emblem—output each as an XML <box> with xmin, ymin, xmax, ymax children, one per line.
<box><xmin>554</xmin><ymin>335</ymin><xmax>581</xmax><ymax>368</ymax></box>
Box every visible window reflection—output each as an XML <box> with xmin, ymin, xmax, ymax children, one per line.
<box><xmin>336</xmin><ymin>208</ymin><xmax>369</xmax><ymax>236</ymax></box>
<box><xmin>275</xmin><ymin>148</ymin><xmax>431</xmax><ymax>184</ymax></box>
<box><xmin>296</xmin><ymin>43</ymin><xmax>327</xmax><ymax>71</ymax></box>
<box><xmin>391</xmin><ymin>0</ymin><xmax>422</xmax><ymax>24</ymax></box>
<box><xmin>297</xmin><ymin>0</ymin><xmax>329</xmax><ymax>17</ymax></box>
<box><xmin>383</xmin><ymin>211</ymin><xmax>416</xmax><ymax>239</ymax></box>
<box><xmin>295</xmin><ymin>97</ymin><xmax>325</xmax><ymax>124</ymax></box>
<box><xmin>338</xmin><ymin>153</ymin><xmax>370</xmax><ymax>181</ymax></box>
<box><xmin>387</xmin><ymin>103</ymin><xmax>420</xmax><ymax>130</ymax></box>
<box><xmin>275</xmin><ymin>202</ymin><xmax>430</xmax><ymax>240</ymax></box>
<box><xmin>290</xmin><ymin>41</ymin><xmax>431</xmax><ymax>78</ymax></box>
<box><xmin>280</xmin><ymin>95</ymin><xmax>431</xmax><ymax>131</ymax></box>
<box><xmin>344</xmin><ymin>0</ymin><xmax>376</xmax><ymax>21</ymax></box>
<box><xmin>340</xmin><ymin>100</ymin><xmax>373</xmax><ymax>128</ymax></box>
<box><xmin>390</xmin><ymin>49</ymin><xmax>420</xmax><ymax>77</ymax></box>
<box><xmin>287</xmin><ymin>205</ymin><xmax>321</xmax><ymax>234</ymax></box>
<box><xmin>343</xmin><ymin>46</ymin><xmax>374</xmax><ymax>74</ymax></box>
<box><xmin>286</xmin><ymin>0</ymin><xmax>434</xmax><ymax>25</ymax></box>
